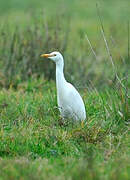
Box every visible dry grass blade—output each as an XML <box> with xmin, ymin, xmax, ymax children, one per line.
<box><xmin>100</xmin><ymin>28</ymin><xmax>126</xmax><ymax>90</ymax></box>
<box><xmin>96</xmin><ymin>3</ymin><xmax>126</xmax><ymax>90</ymax></box>
<box><xmin>110</xmin><ymin>35</ymin><xmax>125</xmax><ymax>64</ymax></box>
<box><xmin>124</xmin><ymin>22</ymin><xmax>129</xmax><ymax>121</ymax></box>
<box><xmin>85</xmin><ymin>33</ymin><xmax>97</xmax><ymax>60</ymax></box>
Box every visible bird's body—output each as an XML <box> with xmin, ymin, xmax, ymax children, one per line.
<box><xmin>41</xmin><ymin>51</ymin><xmax>86</xmax><ymax>121</ymax></box>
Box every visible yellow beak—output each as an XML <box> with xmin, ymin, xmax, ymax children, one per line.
<box><xmin>41</xmin><ymin>53</ymin><xmax>56</xmax><ymax>58</ymax></box>
<box><xmin>40</xmin><ymin>54</ymin><xmax>50</xmax><ymax>58</ymax></box>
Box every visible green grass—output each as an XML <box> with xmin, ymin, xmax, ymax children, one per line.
<box><xmin>0</xmin><ymin>0</ymin><xmax>129</xmax><ymax>89</ymax></box>
<box><xmin>0</xmin><ymin>0</ymin><xmax>130</xmax><ymax>179</ymax></box>
<box><xmin>0</xmin><ymin>78</ymin><xmax>129</xmax><ymax>179</ymax></box>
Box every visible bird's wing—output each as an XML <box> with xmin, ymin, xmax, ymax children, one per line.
<box><xmin>66</xmin><ymin>82</ymin><xmax>85</xmax><ymax>109</ymax></box>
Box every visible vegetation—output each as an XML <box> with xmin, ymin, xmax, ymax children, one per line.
<box><xmin>0</xmin><ymin>0</ymin><xmax>129</xmax><ymax>179</ymax></box>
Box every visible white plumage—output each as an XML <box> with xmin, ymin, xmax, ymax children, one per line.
<box><xmin>41</xmin><ymin>51</ymin><xmax>86</xmax><ymax>122</ymax></box>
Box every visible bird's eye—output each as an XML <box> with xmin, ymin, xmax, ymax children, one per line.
<box><xmin>54</xmin><ymin>54</ymin><xmax>56</xmax><ymax>56</ymax></box>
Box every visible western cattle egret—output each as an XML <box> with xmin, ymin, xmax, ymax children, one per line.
<box><xmin>41</xmin><ymin>51</ymin><xmax>86</xmax><ymax>122</ymax></box>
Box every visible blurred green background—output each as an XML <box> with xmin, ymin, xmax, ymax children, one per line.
<box><xmin>0</xmin><ymin>0</ymin><xmax>129</xmax><ymax>88</ymax></box>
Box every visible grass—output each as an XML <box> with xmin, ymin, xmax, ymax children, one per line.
<box><xmin>0</xmin><ymin>78</ymin><xmax>129</xmax><ymax>179</ymax></box>
<box><xmin>0</xmin><ymin>0</ymin><xmax>130</xmax><ymax>179</ymax></box>
<box><xmin>0</xmin><ymin>0</ymin><xmax>129</xmax><ymax>89</ymax></box>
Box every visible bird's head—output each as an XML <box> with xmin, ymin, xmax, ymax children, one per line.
<box><xmin>41</xmin><ymin>51</ymin><xmax>63</xmax><ymax>63</ymax></box>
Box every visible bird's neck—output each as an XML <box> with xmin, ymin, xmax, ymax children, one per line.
<box><xmin>56</xmin><ymin>60</ymin><xmax>66</xmax><ymax>90</ymax></box>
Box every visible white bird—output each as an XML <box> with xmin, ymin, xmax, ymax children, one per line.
<box><xmin>41</xmin><ymin>51</ymin><xmax>86</xmax><ymax>122</ymax></box>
